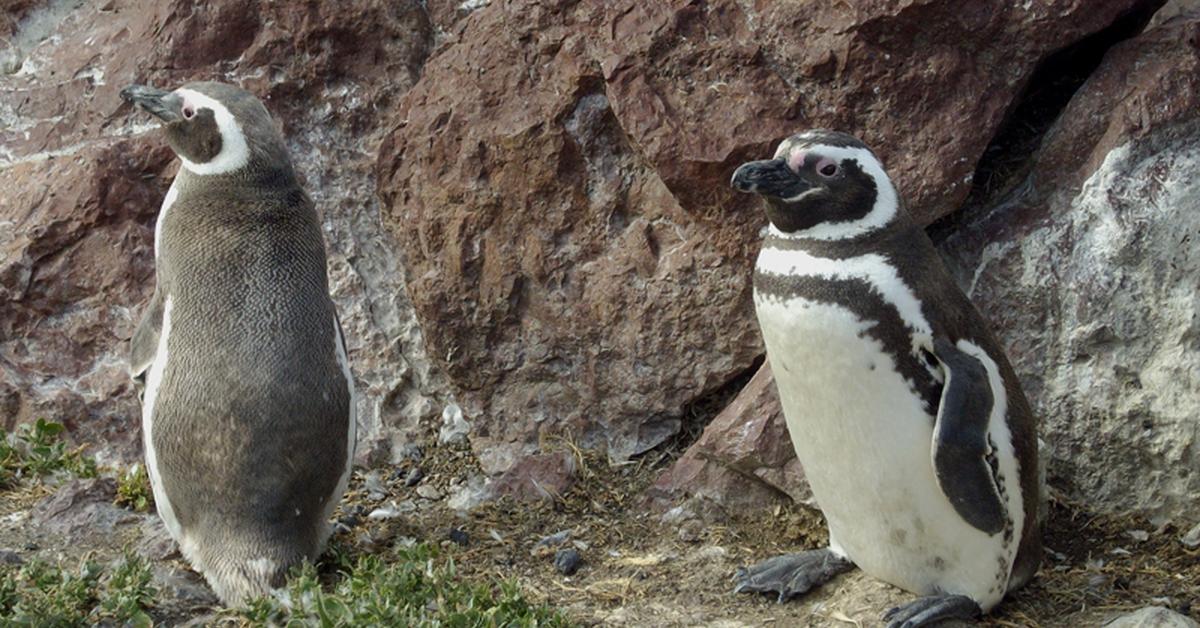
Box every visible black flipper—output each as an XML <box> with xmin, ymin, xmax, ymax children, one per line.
<box><xmin>883</xmin><ymin>594</ymin><xmax>981</xmax><ymax>628</ymax></box>
<box><xmin>733</xmin><ymin>548</ymin><xmax>855</xmax><ymax>603</ymax></box>
<box><xmin>931</xmin><ymin>337</ymin><xmax>1006</xmax><ymax>535</ymax></box>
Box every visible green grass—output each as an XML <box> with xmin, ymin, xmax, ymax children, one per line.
<box><xmin>2</xmin><ymin>421</ymin><xmax>566</xmax><ymax>625</ymax></box>
<box><xmin>0</xmin><ymin>552</ymin><xmax>156</xmax><ymax>626</ymax></box>
<box><xmin>0</xmin><ymin>419</ymin><xmax>97</xmax><ymax>488</ymax></box>
<box><xmin>238</xmin><ymin>542</ymin><xmax>571</xmax><ymax>627</ymax></box>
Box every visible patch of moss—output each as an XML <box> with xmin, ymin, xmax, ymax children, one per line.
<box><xmin>0</xmin><ymin>552</ymin><xmax>155</xmax><ymax>626</ymax></box>
<box><xmin>238</xmin><ymin>542</ymin><xmax>571</xmax><ymax>627</ymax></box>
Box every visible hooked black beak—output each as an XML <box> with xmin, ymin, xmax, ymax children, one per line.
<box><xmin>121</xmin><ymin>84</ymin><xmax>183</xmax><ymax>123</ymax></box>
<box><xmin>730</xmin><ymin>158</ymin><xmax>810</xmax><ymax>198</ymax></box>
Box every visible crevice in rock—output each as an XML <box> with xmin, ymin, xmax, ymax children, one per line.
<box><xmin>652</xmin><ymin>354</ymin><xmax>766</xmax><ymax>460</ymax></box>
<box><xmin>927</xmin><ymin>0</ymin><xmax>1166</xmax><ymax>243</ymax></box>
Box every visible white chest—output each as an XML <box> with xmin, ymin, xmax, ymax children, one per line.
<box><xmin>753</xmin><ymin>288</ymin><xmax>1015</xmax><ymax>610</ymax></box>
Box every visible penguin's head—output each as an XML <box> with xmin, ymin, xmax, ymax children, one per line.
<box><xmin>731</xmin><ymin>130</ymin><xmax>900</xmax><ymax>240</ymax></box>
<box><xmin>121</xmin><ymin>81</ymin><xmax>291</xmax><ymax>178</ymax></box>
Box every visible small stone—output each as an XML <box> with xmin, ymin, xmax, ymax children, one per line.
<box><xmin>362</xmin><ymin>472</ymin><xmax>388</xmax><ymax>501</ymax></box>
<box><xmin>1127</xmin><ymin>529</ymin><xmax>1149</xmax><ymax>542</ymax></box>
<box><xmin>367</xmin><ymin>505</ymin><xmax>404</xmax><ymax>520</ymax></box>
<box><xmin>416</xmin><ymin>485</ymin><xmax>443</xmax><ymax>500</ymax></box>
<box><xmin>554</xmin><ymin>548</ymin><xmax>582</xmax><ymax>576</ymax></box>
<box><xmin>447</xmin><ymin>528</ymin><xmax>469</xmax><ymax>546</ymax></box>
<box><xmin>0</xmin><ymin>549</ymin><xmax>22</xmax><ymax>565</ymax></box>
<box><xmin>438</xmin><ymin>403</ymin><xmax>471</xmax><ymax>445</ymax></box>
<box><xmin>678</xmin><ymin>519</ymin><xmax>705</xmax><ymax>543</ymax></box>
<box><xmin>532</xmin><ymin>529</ymin><xmax>571</xmax><ymax>555</ymax></box>
<box><xmin>1181</xmin><ymin>522</ymin><xmax>1200</xmax><ymax>549</ymax></box>
<box><xmin>447</xmin><ymin>475</ymin><xmax>491</xmax><ymax>512</ymax></box>
<box><xmin>404</xmin><ymin>467</ymin><xmax>424</xmax><ymax>487</ymax></box>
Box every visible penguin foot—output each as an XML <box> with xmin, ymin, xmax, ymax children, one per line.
<box><xmin>733</xmin><ymin>548</ymin><xmax>854</xmax><ymax>602</ymax></box>
<box><xmin>883</xmin><ymin>594</ymin><xmax>981</xmax><ymax>628</ymax></box>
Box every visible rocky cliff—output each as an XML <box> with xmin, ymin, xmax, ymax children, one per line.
<box><xmin>2</xmin><ymin>0</ymin><xmax>1196</xmax><ymax>533</ymax></box>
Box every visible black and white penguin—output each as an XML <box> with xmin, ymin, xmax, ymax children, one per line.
<box><xmin>122</xmin><ymin>82</ymin><xmax>355</xmax><ymax>605</ymax></box>
<box><xmin>729</xmin><ymin>130</ymin><xmax>1041</xmax><ymax>627</ymax></box>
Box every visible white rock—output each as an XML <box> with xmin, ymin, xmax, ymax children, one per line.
<box><xmin>1181</xmin><ymin>522</ymin><xmax>1200</xmax><ymax>549</ymax></box>
<box><xmin>1103</xmin><ymin>607</ymin><xmax>1199</xmax><ymax>628</ymax></box>
<box><xmin>438</xmin><ymin>403</ymin><xmax>471</xmax><ymax>445</ymax></box>
<box><xmin>942</xmin><ymin>138</ymin><xmax>1200</xmax><ymax>523</ymax></box>
<box><xmin>446</xmin><ymin>474</ymin><xmax>490</xmax><ymax>511</ymax></box>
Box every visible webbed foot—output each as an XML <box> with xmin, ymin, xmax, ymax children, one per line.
<box><xmin>733</xmin><ymin>548</ymin><xmax>854</xmax><ymax>602</ymax></box>
<box><xmin>883</xmin><ymin>593</ymin><xmax>981</xmax><ymax>628</ymax></box>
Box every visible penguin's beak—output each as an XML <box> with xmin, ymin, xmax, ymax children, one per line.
<box><xmin>731</xmin><ymin>158</ymin><xmax>810</xmax><ymax>198</ymax></box>
<box><xmin>121</xmin><ymin>84</ymin><xmax>184</xmax><ymax>123</ymax></box>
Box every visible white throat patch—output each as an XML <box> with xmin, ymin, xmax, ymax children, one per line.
<box><xmin>174</xmin><ymin>88</ymin><xmax>250</xmax><ymax>175</ymax></box>
<box><xmin>772</xmin><ymin>143</ymin><xmax>900</xmax><ymax>241</ymax></box>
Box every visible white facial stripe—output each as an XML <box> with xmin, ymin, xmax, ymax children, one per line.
<box><xmin>783</xmin><ymin>187</ymin><xmax>822</xmax><ymax>203</ymax></box>
<box><xmin>173</xmin><ymin>88</ymin><xmax>250</xmax><ymax>175</ymax></box>
<box><xmin>770</xmin><ymin>142</ymin><xmax>900</xmax><ymax>242</ymax></box>
<box><xmin>757</xmin><ymin>244</ymin><xmax>932</xmax><ymax>339</ymax></box>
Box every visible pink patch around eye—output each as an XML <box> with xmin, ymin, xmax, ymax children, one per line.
<box><xmin>787</xmin><ymin>149</ymin><xmax>808</xmax><ymax>172</ymax></box>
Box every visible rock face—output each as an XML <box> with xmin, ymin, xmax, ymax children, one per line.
<box><xmin>940</xmin><ymin>11</ymin><xmax>1200</xmax><ymax>522</ymax></box>
<box><xmin>376</xmin><ymin>0</ymin><xmax>1154</xmax><ymax>478</ymax></box>
<box><xmin>0</xmin><ymin>0</ymin><xmax>452</xmax><ymax>464</ymax></box>
<box><xmin>3</xmin><ymin>0</ymin><xmax>1193</xmax><ymax>528</ymax></box>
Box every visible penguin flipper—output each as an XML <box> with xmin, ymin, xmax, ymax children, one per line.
<box><xmin>930</xmin><ymin>337</ymin><xmax>1006</xmax><ymax>535</ymax></box>
<box><xmin>129</xmin><ymin>286</ymin><xmax>165</xmax><ymax>391</ymax></box>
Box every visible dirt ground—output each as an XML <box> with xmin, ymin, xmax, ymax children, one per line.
<box><xmin>3</xmin><ymin>431</ymin><xmax>1198</xmax><ymax>627</ymax></box>
<box><xmin>339</xmin><ymin>433</ymin><xmax>1200</xmax><ymax>628</ymax></box>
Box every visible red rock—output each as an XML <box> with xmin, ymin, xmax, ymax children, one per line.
<box><xmin>377</xmin><ymin>0</ymin><xmax>1152</xmax><ymax>482</ymax></box>
<box><xmin>377</xmin><ymin>0</ymin><xmax>765</xmax><ymax>475</ymax></box>
<box><xmin>648</xmin><ymin>362</ymin><xmax>809</xmax><ymax>510</ymax></box>
<box><xmin>594</xmin><ymin>0</ymin><xmax>1153</xmax><ymax>224</ymax></box>
<box><xmin>0</xmin><ymin>0</ymin><xmax>450</xmax><ymax>463</ymax></box>
<box><xmin>488</xmin><ymin>451</ymin><xmax>578</xmax><ymax>501</ymax></box>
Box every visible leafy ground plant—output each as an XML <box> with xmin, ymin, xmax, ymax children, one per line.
<box><xmin>0</xmin><ymin>419</ymin><xmax>97</xmax><ymax>488</ymax></box>
<box><xmin>115</xmin><ymin>464</ymin><xmax>154</xmax><ymax>512</ymax></box>
<box><xmin>0</xmin><ymin>551</ymin><xmax>156</xmax><ymax>626</ymax></box>
<box><xmin>239</xmin><ymin>542</ymin><xmax>571</xmax><ymax>627</ymax></box>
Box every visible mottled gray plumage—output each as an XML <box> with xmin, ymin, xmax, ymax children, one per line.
<box><xmin>123</xmin><ymin>81</ymin><xmax>354</xmax><ymax>605</ymax></box>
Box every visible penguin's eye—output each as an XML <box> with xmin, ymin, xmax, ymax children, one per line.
<box><xmin>818</xmin><ymin>160</ymin><xmax>839</xmax><ymax>177</ymax></box>
<box><xmin>182</xmin><ymin>105</ymin><xmax>196</xmax><ymax>120</ymax></box>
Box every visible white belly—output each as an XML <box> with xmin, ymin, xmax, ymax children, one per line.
<box><xmin>755</xmin><ymin>293</ymin><xmax>1012</xmax><ymax>609</ymax></box>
